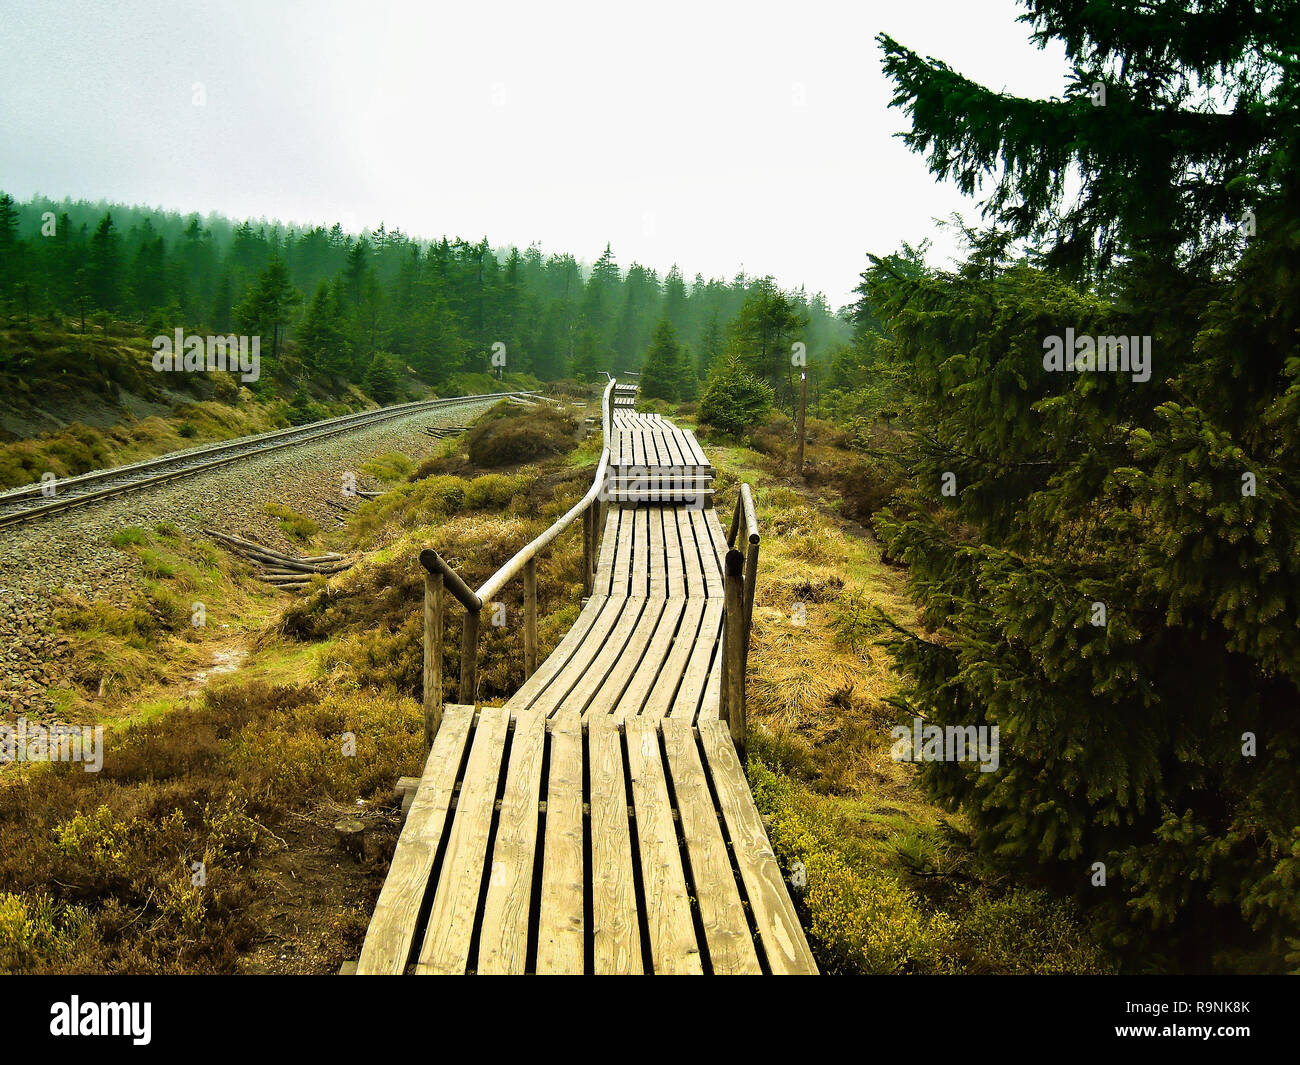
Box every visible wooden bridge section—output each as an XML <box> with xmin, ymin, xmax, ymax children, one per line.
<box><xmin>356</xmin><ymin>382</ymin><xmax>816</xmax><ymax>975</ymax></box>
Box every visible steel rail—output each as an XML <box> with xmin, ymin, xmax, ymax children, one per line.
<box><xmin>0</xmin><ymin>391</ymin><xmax>530</xmax><ymax>531</ymax></box>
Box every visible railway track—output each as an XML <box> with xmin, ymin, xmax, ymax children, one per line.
<box><xmin>0</xmin><ymin>391</ymin><xmax>530</xmax><ymax>531</ymax></box>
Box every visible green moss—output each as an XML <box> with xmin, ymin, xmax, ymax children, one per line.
<box><xmin>109</xmin><ymin>527</ymin><xmax>148</xmax><ymax>549</ymax></box>
<box><xmin>360</xmin><ymin>451</ymin><xmax>414</xmax><ymax>482</ymax></box>
<box><xmin>263</xmin><ymin>503</ymin><xmax>319</xmax><ymax>544</ymax></box>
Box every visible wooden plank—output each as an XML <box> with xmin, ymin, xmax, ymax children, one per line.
<box><xmin>674</xmin><ymin>507</ymin><xmax>703</xmax><ymax>599</ymax></box>
<box><xmin>648</xmin><ymin>429</ymin><xmax>662</xmax><ymax>467</ymax></box>
<box><xmin>357</xmin><ymin>705</ymin><xmax>476</xmax><ymax>975</ymax></box>
<box><xmin>416</xmin><ymin>706</ymin><xmax>512</xmax><ymax>974</ymax></box>
<box><xmin>527</xmin><ymin>595</ymin><xmax>631</xmax><ymax>717</ymax></box>
<box><xmin>634</xmin><ymin>507</ymin><xmax>650</xmax><ymax>597</ymax></box>
<box><xmin>664</xmin><ymin>506</ymin><xmax>685</xmax><ymax>599</ymax></box>
<box><xmin>611</xmin><ymin>508</ymin><xmax>634</xmax><ymax>595</ymax></box>
<box><xmin>536</xmin><ymin>712</ymin><xmax>585</xmax><ymax>973</ymax></box>
<box><xmin>624</xmin><ymin>717</ymin><xmax>702</xmax><ymax>974</ymax></box>
<box><xmin>588</xmin><ymin>716</ymin><xmax>643</xmax><ymax>973</ymax></box>
<box><xmin>689</xmin><ymin>507</ymin><xmax>724</xmax><ymax>596</ymax></box>
<box><xmin>504</xmin><ymin>593</ymin><xmax>607</xmax><ymax>711</ymax></box>
<box><xmin>594</xmin><ymin>508</ymin><xmax>619</xmax><ymax>595</ymax></box>
<box><xmin>700</xmin><ymin>644</ymin><xmax>723</xmax><ymax>722</ymax></box>
<box><xmin>683</xmin><ymin>507</ymin><xmax>717</xmax><ymax>597</ymax></box>
<box><xmin>639</xmin><ymin>597</ymin><xmax>708</xmax><ymax>719</ymax></box>
<box><xmin>476</xmin><ymin>711</ymin><xmax>547</xmax><ymax>974</ymax></box>
<box><xmin>648</xmin><ymin>505</ymin><xmax>666</xmax><ymax>597</ymax></box>
<box><xmin>550</xmin><ymin>595</ymin><xmax>647</xmax><ymax>717</ymax></box>
<box><xmin>697</xmin><ymin>719</ymin><xmax>819</xmax><ymax>974</ymax></box>
<box><xmin>660</xmin><ymin>720</ymin><xmax>761</xmax><ymax>974</ymax></box>
<box><xmin>583</xmin><ymin>597</ymin><xmax>668</xmax><ymax>719</ymax></box>
<box><xmin>702</xmin><ymin>506</ymin><xmax>731</xmax><ymax>563</ymax></box>
<box><xmin>608</xmin><ymin>599</ymin><xmax>685</xmax><ymax>721</ymax></box>
<box><xmin>665</xmin><ymin>430</ymin><xmax>688</xmax><ymax>469</ymax></box>
<box><xmin>683</xmin><ymin>430</ymin><xmax>710</xmax><ymax>469</ymax></box>
<box><xmin>669</xmin><ymin>599</ymin><xmax>724</xmax><ymax>720</ymax></box>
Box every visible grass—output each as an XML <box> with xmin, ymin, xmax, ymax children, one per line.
<box><xmin>360</xmin><ymin>451</ymin><xmax>414</xmax><ymax>483</ymax></box>
<box><xmin>464</xmin><ymin>400</ymin><xmax>579</xmax><ymax>467</ymax></box>
<box><xmin>0</xmin><ymin>682</ymin><xmax>423</xmax><ymax>973</ymax></box>
<box><xmin>0</xmin><ymin>397</ymin><xmax>594</xmax><ymax>973</ymax></box>
<box><xmin>699</xmin><ymin>413</ymin><xmax>1114</xmax><ymax>974</ymax></box>
<box><xmin>263</xmin><ymin>502</ymin><xmax>319</xmax><ymax>545</ymax></box>
<box><xmin>54</xmin><ymin>522</ymin><xmax>277</xmax><ymax>715</ymax></box>
<box><xmin>0</xmin><ymin>397</ymin><xmax>279</xmax><ymax>492</ymax></box>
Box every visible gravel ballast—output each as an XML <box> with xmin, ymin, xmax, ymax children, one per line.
<box><xmin>0</xmin><ymin>399</ymin><xmax>498</xmax><ymax>717</ymax></box>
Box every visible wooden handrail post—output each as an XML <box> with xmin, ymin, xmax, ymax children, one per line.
<box><xmin>423</xmin><ymin>570</ymin><xmax>445</xmax><ymax>753</ymax></box>
<box><xmin>739</xmin><ymin>484</ymin><xmax>760</xmax><ymax>660</ymax></box>
<box><xmin>460</xmin><ymin>607</ymin><xmax>480</xmax><ymax>707</ymax></box>
<box><xmin>723</xmin><ymin>548</ymin><xmax>747</xmax><ymax>756</ymax></box>
<box><xmin>582</xmin><ymin>504</ymin><xmax>594</xmax><ymax>596</ymax></box>
<box><xmin>523</xmin><ymin>555</ymin><xmax>538</xmax><ymax>678</ymax></box>
<box><xmin>742</xmin><ymin>540</ymin><xmax>759</xmax><ymax>662</ymax></box>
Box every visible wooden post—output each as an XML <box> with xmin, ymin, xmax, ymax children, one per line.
<box><xmin>460</xmin><ymin>607</ymin><xmax>480</xmax><ymax>707</ymax></box>
<box><xmin>740</xmin><ymin>484</ymin><xmax>760</xmax><ymax>660</ymax></box>
<box><xmin>423</xmin><ymin>569</ymin><xmax>444</xmax><ymax>752</ymax></box>
<box><xmin>742</xmin><ymin>541</ymin><xmax>759</xmax><ymax>662</ymax></box>
<box><xmin>723</xmin><ymin>549</ymin><xmax>746</xmax><ymax>756</ymax></box>
<box><xmin>523</xmin><ymin>555</ymin><xmax>538</xmax><ymax>678</ymax></box>
<box><xmin>584</xmin><ymin>505</ymin><xmax>597</xmax><ymax>596</ymax></box>
<box><xmin>796</xmin><ymin>369</ymin><xmax>808</xmax><ymax>476</ymax></box>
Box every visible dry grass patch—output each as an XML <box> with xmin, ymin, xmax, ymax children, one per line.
<box><xmin>0</xmin><ymin>681</ymin><xmax>421</xmax><ymax>973</ymax></box>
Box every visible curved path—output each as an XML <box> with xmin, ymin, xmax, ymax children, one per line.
<box><xmin>357</xmin><ymin>402</ymin><xmax>817</xmax><ymax>975</ymax></box>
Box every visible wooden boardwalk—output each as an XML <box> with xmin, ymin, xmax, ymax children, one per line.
<box><xmin>356</xmin><ymin>392</ymin><xmax>816</xmax><ymax>975</ymax></box>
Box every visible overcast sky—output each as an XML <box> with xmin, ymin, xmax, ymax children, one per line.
<box><xmin>0</xmin><ymin>0</ymin><xmax>1068</xmax><ymax>308</ymax></box>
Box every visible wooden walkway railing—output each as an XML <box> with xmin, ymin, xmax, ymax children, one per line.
<box><xmin>355</xmin><ymin>378</ymin><xmax>816</xmax><ymax>975</ymax></box>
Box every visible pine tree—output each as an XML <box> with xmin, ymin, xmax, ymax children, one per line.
<box><xmin>725</xmin><ymin>279</ymin><xmax>808</xmax><ymax>402</ymax></box>
<box><xmin>235</xmin><ymin>257</ymin><xmax>302</xmax><ymax>368</ymax></box>
<box><xmin>363</xmin><ymin>351</ymin><xmax>402</xmax><ymax>404</ymax></box>
<box><xmin>297</xmin><ymin>279</ymin><xmax>351</xmax><ymax>377</ymax></box>
<box><xmin>874</xmin><ymin>0</ymin><xmax>1300</xmax><ymax>965</ymax></box>
<box><xmin>699</xmin><ymin>355</ymin><xmax>773</xmax><ymax>437</ymax></box>
<box><xmin>696</xmin><ymin>312</ymin><xmax>724</xmax><ymax>380</ymax></box>
<box><xmin>87</xmin><ymin>213</ymin><xmax>121</xmax><ymax>311</ymax></box>
<box><xmin>0</xmin><ymin>192</ymin><xmax>19</xmax><ymax>301</ymax></box>
<box><xmin>640</xmin><ymin>319</ymin><xmax>684</xmax><ymax>401</ymax></box>
<box><xmin>570</xmin><ymin>325</ymin><xmax>600</xmax><ymax>382</ymax></box>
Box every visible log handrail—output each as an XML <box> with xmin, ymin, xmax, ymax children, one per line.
<box><xmin>419</xmin><ymin>377</ymin><xmax>618</xmax><ymax>746</ymax></box>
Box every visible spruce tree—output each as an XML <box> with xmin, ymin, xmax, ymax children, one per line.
<box><xmin>235</xmin><ymin>256</ymin><xmax>302</xmax><ymax>367</ymax></box>
<box><xmin>640</xmin><ymin>319</ymin><xmax>684</xmax><ymax>401</ymax></box>
<box><xmin>298</xmin><ymin>279</ymin><xmax>351</xmax><ymax>378</ymax></box>
<box><xmin>874</xmin><ymin>0</ymin><xmax>1300</xmax><ymax>967</ymax></box>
